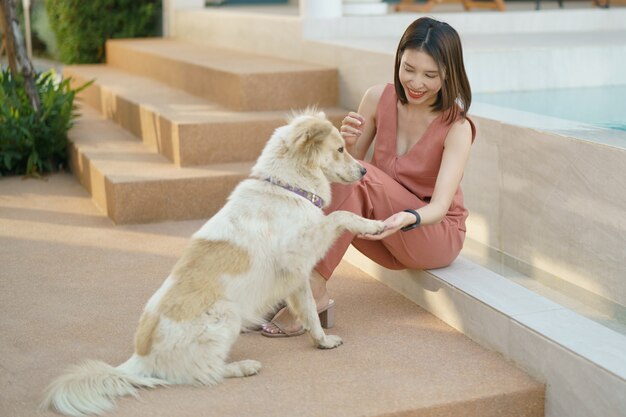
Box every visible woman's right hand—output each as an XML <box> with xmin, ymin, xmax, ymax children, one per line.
<box><xmin>340</xmin><ymin>112</ymin><xmax>365</xmax><ymax>147</ymax></box>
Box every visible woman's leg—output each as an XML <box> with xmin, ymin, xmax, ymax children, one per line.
<box><xmin>349</xmin><ymin>169</ymin><xmax>464</xmax><ymax>270</ymax></box>
<box><xmin>262</xmin><ymin>162</ymin><xmax>463</xmax><ymax>336</ymax></box>
<box><xmin>263</xmin><ymin>163</ymin><xmax>409</xmax><ymax>336</ymax></box>
<box><xmin>261</xmin><ymin>166</ymin><xmax>378</xmax><ymax>336</ymax></box>
<box><xmin>261</xmin><ymin>270</ymin><xmax>330</xmax><ymax>336</ymax></box>
<box><xmin>316</xmin><ymin>161</ymin><xmax>429</xmax><ymax>277</ymax></box>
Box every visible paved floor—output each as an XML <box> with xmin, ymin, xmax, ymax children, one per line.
<box><xmin>0</xmin><ymin>173</ymin><xmax>543</xmax><ymax>417</ymax></box>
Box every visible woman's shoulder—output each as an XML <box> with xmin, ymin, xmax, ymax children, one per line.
<box><xmin>445</xmin><ymin>116</ymin><xmax>476</xmax><ymax>145</ymax></box>
<box><xmin>366</xmin><ymin>83</ymin><xmax>390</xmax><ymax>95</ymax></box>
<box><xmin>360</xmin><ymin>84</ymin><xmax>394</xmax><ymax>114</ymax></box>
<box><xmin>363</xmin><ymin>84</ymin><xmax>392</xmax><ymax>103</ymax></box>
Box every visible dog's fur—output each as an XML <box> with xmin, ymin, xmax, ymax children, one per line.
<box><xmin>41</xmin><ymin>110</ymin><xmax>385</xmax><ymax>416</ymax></box>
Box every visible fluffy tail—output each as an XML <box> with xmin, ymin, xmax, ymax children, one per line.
<box><xmin>40</xmin><ymin>359</ymin><xmax>167</xmax><ymax>417</ymax></box>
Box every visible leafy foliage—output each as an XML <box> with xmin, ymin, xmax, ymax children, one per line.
<box><xmin>46</xmin><ymin>0</ymin><xmax>161</xmax><ymax>64</ymax></box>
<box><xmin>0</xmin><ymin>68</ymin><xmax>91</xmax><ymax>176</ymax></box>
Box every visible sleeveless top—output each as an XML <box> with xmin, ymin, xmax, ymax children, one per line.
<box><xmin>371</xmin><ymin>83</ymin><xmax>476</xmax><ymax>231</ymax></box>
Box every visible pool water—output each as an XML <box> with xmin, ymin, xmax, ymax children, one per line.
<box><xmin>474</xmin><ymin>85</ymin><xmax>626</xmax><ymax>132</ymax></box>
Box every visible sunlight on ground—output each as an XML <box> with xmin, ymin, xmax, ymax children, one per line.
<box><xmin>0</xmin><ymin>174</ymin><xmax>201</xmax><ymax>258</ymax></box>
<box><xmin>0</xmin><ymin>218</ymin><xmax>190</xmax><ymax>257</ymax></box>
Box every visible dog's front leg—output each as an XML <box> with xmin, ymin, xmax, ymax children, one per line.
<box><xmin>323</xmin><ymin>210</ymin><xmax>385</xmax><ymax>239</ymax></box>
<box><xmin>286</xmin><ymin>284</ymin><xmax>342</xmax><ymax>349</ymax></box>
<box><xmin>295</xmin><ymin>212</ymin><xmax>384</xmax><ymax>265</ymax></box>
<box><xmin>223</xmin><ymin>360</ymin><xmax>262</xmax><ymax>378</ymax></box>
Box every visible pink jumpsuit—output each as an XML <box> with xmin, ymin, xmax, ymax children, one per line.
<box><xmin>316</xmin><ymin>83</ymin><xmax>476</xmax><ymax>279</ymax></box>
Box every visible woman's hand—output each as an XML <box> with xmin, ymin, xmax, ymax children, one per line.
<box><xmin>340</xmin><ymin>112</ymin><xmax>365</xmax><ymax>147</ymax></box>
<box><xmin>358</xmin><ymin>211</ymin><xmax>416</xmax><ymax>240</ymax></box>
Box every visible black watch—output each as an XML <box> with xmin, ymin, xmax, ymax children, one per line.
<box><xmin>400</xmin><ymin>209</ymin><xmax>421</xmax><ymax>232</ymax></box>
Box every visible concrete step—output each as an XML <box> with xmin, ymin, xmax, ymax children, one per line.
<box><xmin>69</xmin><ymin>104</ymin><xmax>252</xmax><ymax>224</ymax></box>
<box><xmin>64</xmin><ymin>64</ymin><xmax>347</xmax><ymax>166</ymax></box>
<box><xmin>346</xmin><ymin>242</ymin><xmax>626</xmax><ymax>417</ymax></box>
<box><xmin>105</xmin><ymin>38</ymin><xmax>338</xmax><ymax>111</ymax></box>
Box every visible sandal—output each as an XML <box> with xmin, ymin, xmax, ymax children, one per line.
<box><xmin>260</xmin><ymin>299</ymin><xmax>336</xmax><ymax>338</ymax></box>
<box><xmin>241</xmin><ymin>301</ymin><xmax>287</xmax><ymax>333</ymax></box>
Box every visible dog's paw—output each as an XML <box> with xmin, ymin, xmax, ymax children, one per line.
<box><xmin>316</xmin><ymin>335</ymin><xmax>343</xmax><ymax>349</ymax></box>
<box><xmin>224</xmin><ymin>360</ymin><xmax>262</xmax><ymax>378</ymax></box>
<box><xmin>360</xmin><ymin>219</ymin><xmax>386</xmax><ymax>236</ymax></box>
<box><xmin>239</xmin><ymin>360</ymin><xmax>262</xmax><ymax>376</ymax></box>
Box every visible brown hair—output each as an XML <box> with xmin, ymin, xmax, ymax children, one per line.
<box><xmin>394</xmin><ymin>17</ymin><xmax>471</xmax><ymax>124</ymax></box>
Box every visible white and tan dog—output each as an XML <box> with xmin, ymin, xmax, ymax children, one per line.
<box><xmin>42</xmin><ymin>110</ymin><xmax>385</xmax><ymax>416</ymax></box>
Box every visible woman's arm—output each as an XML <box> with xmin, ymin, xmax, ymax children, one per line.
<box><xmin>416</xmin><ymin>118</ymin><xmax>473</xmax><ymax>224</ymax></box>
<box><xmin>340</xmin><ymin>85</ymin><xmax>386</xmax><ymax>160</ymax></box>
<box><xmin>361</xmin><ymin>118</ymin><xmax>473</xmax><ymax>239</ymax></box>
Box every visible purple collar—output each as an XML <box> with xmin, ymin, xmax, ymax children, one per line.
<box><xmin>264</xmin><ymin>177</ymin><xmax>325</xmax><ymax>209</ymax></box>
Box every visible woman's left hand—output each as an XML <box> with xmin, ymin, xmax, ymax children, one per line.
<box><xmin>358</xmin><ymin>211</ymin><xmax>414</xmax><ymax>240</ymax></box>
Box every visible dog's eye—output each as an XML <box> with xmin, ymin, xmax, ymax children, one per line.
<box><xmin>338</xmin><ymin>147</ymin><xmax>344</xmax><ymax>153</ymax></box>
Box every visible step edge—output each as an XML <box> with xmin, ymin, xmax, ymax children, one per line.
<box><xmin>345</xmin><ymin>247</ymin><xmax>626</xmax><ymax>417</ymax></box>
<box><xmin>373</xmin><ymin>384</ymin><xmax>544</xmax><ymax>417</ymax></box>
<box><xmin>104</xmin><ymin>40</ymin><xmax>339</xmax><ymax>110</ymax></box>
<box><xmin>64</xmin><ymin>66</ymin><xmax>346</xmax><ymax>152</ymax></box>
<box><xmin>106</xmin><ymin>38</ymin><xmax>338</xmax><ymax>73</ymax></box>
<box><xmin>68</xmin><ymin>106</ymin><xmax>255</xmax><ymax>182</ymax></box>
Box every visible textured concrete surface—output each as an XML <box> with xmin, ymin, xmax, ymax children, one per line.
<box><xmin>105</xmin><ymin>39</ymin><xmax>338</xmax><ymax>111</ymax></box>
<box><xmin>64</xmin><ymin>64</ymin><xmax>347</xmax><ymax>166</ymax></box>
<box><xmin>0</xmin><ymin>173</ymin><xmax>543</xmax><ymax>417</ymax></box>
<box><xmin>68</xmin><ymin>105</ymin><xmax>252</xmax><ymax>224</ymax></box>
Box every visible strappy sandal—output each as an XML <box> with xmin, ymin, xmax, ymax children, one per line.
<box><xmin>260</xmin><ymin>299</ymin><xmax>336</xmax><ymax>338</ymax></box>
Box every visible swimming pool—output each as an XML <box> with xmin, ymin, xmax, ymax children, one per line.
<box><xmin>474</xmin><ymin>85</ymin><xmax>626</xmax><ymax>132</ymax></box>
<box><xmin>472</xmin><ymin>85</ymin><xmax>626</xmax><ymax>149</ymax></box>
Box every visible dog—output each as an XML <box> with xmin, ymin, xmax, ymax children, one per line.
<box><xmin>41</xmin><ymin>110</ymin><xmax>386</xmax><ymax>416</ymax></box>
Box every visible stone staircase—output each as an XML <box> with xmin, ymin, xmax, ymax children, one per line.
<box><xmin>64</xmin><ymin>38</ymin><xmax>346</xmax><ymax>224</ymax></box>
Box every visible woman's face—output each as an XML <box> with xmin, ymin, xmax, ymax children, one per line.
<box><xmin>398</xmin><ymin>49</ymin><xmax>443</xmax><ymax>107</ymax></box>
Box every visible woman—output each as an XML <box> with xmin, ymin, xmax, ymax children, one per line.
<box><xmin>262</xmin><ymin>17</ymin><xmax>476</xmax><ymax>337</ymax></box>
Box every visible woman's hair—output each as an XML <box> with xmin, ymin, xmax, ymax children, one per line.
<box><xmin>394</xmin><ymin>17</ymin><xmax>471</xmax><ymax>124</ymax></box>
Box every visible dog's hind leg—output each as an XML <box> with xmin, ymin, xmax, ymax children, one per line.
<box><xmin>223</xmin><ymin>360</ymin><xmax>262</xmax><ymax>378</ymax></box>
<box><xmin>181</xmin><ymin>301</ymin><xmax>249</xmax><ymax>385</ymax></box>
<box><xmin>286</xmin><ymin>284</ymin><xmax>343</xmax><ymax>350</ymax></box>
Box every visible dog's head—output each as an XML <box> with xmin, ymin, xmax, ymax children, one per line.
<box><xmin>280</xmin><ymin>110</ymin><xmax>367</xmax><ymax>184</ymax></box>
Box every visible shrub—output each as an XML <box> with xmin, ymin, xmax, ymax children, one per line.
<box><xmin>46</xmin><ymin>0</ymin><xmax>161</xmax><ymax>64</ymax></box>
<box><xmin>32</xmin><ymin>0</ymin><xmax>59</xmax><ymax>59</ymax></box>
<box><xmin>0</xmin><ymin>68</ymin><xmax>90</xmax><ymax>176</ymax></box>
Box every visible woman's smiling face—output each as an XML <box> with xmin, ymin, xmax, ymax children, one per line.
<box><xmin>398</xmin><ymin>49</ymin><xmax>443</xmax><ymax>107</ymax></box>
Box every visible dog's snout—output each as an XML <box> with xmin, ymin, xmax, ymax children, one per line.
<box><xmin>360</xmin><ymin>166</ymin><xmax>367</xmax><ymax>177</ymax></box>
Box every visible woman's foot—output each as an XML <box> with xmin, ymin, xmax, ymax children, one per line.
<box><xmin>261</xmin><ymin>271</ymin><xmax>330</xmax><ymax>337</ymax></box>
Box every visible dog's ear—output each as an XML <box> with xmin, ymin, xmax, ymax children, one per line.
<box><xmin>293</xmin><ymin>118</ymin><xmax>332</xmax><ymax>154</ymax></box>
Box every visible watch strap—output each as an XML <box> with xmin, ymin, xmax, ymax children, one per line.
<box><xmin>400</xmin><ymin>209</ymin><xmax>421</xmax><ymax>232</ymax></box>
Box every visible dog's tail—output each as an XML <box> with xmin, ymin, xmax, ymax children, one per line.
<box><xmin>40</xmin><ymin>358</ymin><xmax>167</xmax><ymax>416</ymax></box>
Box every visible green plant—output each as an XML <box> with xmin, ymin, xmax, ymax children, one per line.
<box><xmin>32</xmin><ymin>0</ymin><xmax>59</xmax><ymax>59</ymax></box>
<box><xmin>46</xmin><ymin>0</ymin><xmax>161</xmax><ymax>64</ymax></box>
<box><xmin>0</xmin><ymin>68</ymin><xmax>91</xmax><ymax>176</ymax></box>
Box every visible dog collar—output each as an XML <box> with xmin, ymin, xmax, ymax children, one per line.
<box><xmin>264</xmin><ymin>177</ymin><xmax>325</xmax><ymax>209</ymax></box>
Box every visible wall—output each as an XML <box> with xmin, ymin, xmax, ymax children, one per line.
<box><xmin>462</xmin><ymin>117</ymin><xmax>626</xmax><ymax>307</ymax></box>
